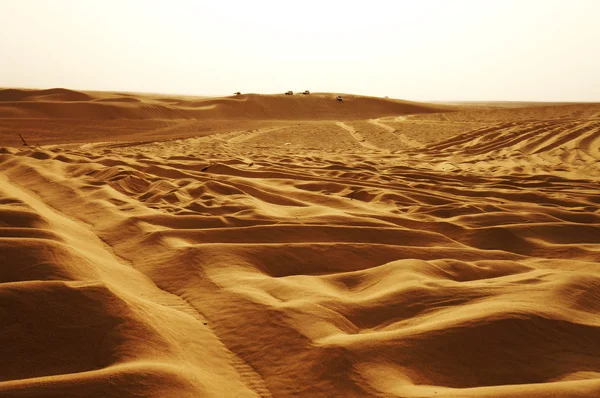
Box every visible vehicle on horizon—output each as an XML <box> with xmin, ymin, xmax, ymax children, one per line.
<box><xmin>303</xmin><ymin>90</ymin><xmax>310</xmax><ymax>95</ymax></box>
<box><xmin>285</xmin><ymin>91</ymin><xmax>294</xmax><ymax>95</ymax></box>
<box><xmin>234</xmin><ymin>92</ymin><xmax>241</xmax><ymax>96</ymax></box>
<box><xmin>337</xmin><ymin>95</ymin><xmax>343</xmax><ymax>101</ymax></box>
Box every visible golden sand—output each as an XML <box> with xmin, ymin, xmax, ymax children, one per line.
<box><xmin>1</xmin><ymin>88</ymin><xmax>600</xmax><ymax>397</ymax></box>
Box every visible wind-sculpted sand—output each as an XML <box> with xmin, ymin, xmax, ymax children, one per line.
<box><xmin>1</xmin><ymin>89</ymin><xmax>600</xmax><ymax>397</ymax></box>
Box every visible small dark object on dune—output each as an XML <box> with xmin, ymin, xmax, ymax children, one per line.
<box><xmin>18</xmin><ymin>134</ymin><xmax>29</xmax><ymax>146</ymax></box>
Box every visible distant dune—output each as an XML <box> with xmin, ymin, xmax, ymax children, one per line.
<box><xmin>0</xmin><ymin>88</ymin><xmax>454</xmax><ymax>121</ymax></box>
<box><xmin>173</xmin><ymin>93</ymin><xmax>456</xmax><ymax>120</ymax></box>
<box><xmin>0</xmin><ymin>88</ymin><xmax>94</xmax><ymax>102</ymax></box>
<box><xmin>1</xmin><ymin>89</ymin><xmax>600</xmax><ymax>397</ymax></box>
<box><xmin>409</xmin><ymin>102</ymin><xmax>600</xmax><ymax>122</ymax></box>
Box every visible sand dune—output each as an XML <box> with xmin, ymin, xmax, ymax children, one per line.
<box><xmin>0</xmin><ymin>89</ymin><xmax>456</xmax><ymax>147</ymax></box>
<box><xmin>0</xmin><ymin>88</ymin><xmax>453</xmax><ymax>121</ymax></box>
<box><xmin>409</xmin><ymin>102</ymin><xmax>600</xmax><ymax>123</ymax></box>
<box><xmin>177</xmin><ymin>93</ymin><xmax>456</xmax><ymax>120</ymax></box>
<box><xmin>1</xmin><ymin>90</ymin><xmax>600</xmax><ymax>397</ymax></box>
<box><xmin>0</xmin><ymin>88</ymin><xmax>94</xmax><ymax>102</ymax></box>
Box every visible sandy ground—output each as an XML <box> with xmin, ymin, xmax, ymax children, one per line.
<box><xmin>1</xmin><ymin>88</ymin><xmax>600</xmax><ymax>397</ymax></box>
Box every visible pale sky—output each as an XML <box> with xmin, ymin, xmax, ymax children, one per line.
<box><xmin>1</xmin><ymin>0</ymin><xmax>599</xmax><ymax>101</ymax></box>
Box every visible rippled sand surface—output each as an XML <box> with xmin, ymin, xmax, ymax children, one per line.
<box><xmin>1</xmin><ymin>89</ymin><xmax>600</xmax><ymax>397</ymax></box>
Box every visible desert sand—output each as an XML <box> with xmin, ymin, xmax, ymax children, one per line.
<box><xmin>1</xmin><ymin>88</ymin><xmax>600</xmax><ymax>397</ymax></box>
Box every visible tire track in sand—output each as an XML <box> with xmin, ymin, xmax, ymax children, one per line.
<box><xmin>368</xmin><ymin>118</ymin><xmax>424</xmax><ymax>149</ymax></box>
<box><xmin>227</xmin><ymin>126</ymin><xmax>288</xmax><ymax>144</ymax></box>
<box><xmin>335</xmin><ymin>121</ymin><xmax>382</xmax><ymax>151</ymax></box>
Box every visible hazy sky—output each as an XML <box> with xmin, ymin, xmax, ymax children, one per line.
<box><xmin>1</xmin><ymin>0</ymin><xmax>599</xmax><ymax>101</ymax></box>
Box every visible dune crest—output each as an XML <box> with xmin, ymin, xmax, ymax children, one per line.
<box><xmin>0</xmin><ymin>89</ymin><xmax>454</xmax><ymax>121</ymax></box>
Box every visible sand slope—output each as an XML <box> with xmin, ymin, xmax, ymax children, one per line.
<box><xmin>1</xmin><ymin>92</ymin><xmax>600</xmax><ymax>397</ymax></box>
<box><xmin>0</xmin><ymin>88</ymin><xmax>453</xmax><ymax>121</ymax></box>
<box><xmin>0</xmin><ymin>88</ymin><xmax>457</xmax><ymax>148</ymax></box>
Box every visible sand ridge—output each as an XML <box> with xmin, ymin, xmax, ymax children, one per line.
<box><xmin>0</xmin><ymin>88</ymin><xmax>454</xmax><ymax>121</ymax></box>
<box><xmin>1</xmin><ymin>90</ymin><xmax>600</xmax><ymax>397</ymax></box>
